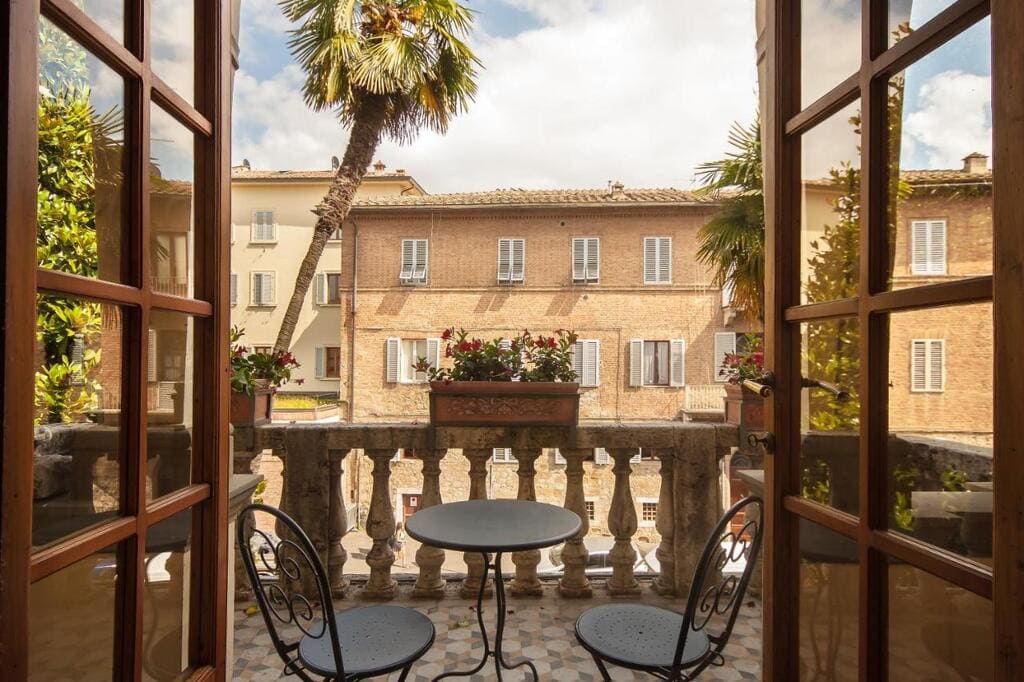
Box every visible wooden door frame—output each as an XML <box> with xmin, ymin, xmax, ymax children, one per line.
<box><xmin>0</xmin><ymin>0</ymin><xmax>232</xmax><ymax>678</ymax></box>
<box><xmin>760</xmin><ymin>0</ymin><xmax>1024</xmax><ymax>679</ymax></box>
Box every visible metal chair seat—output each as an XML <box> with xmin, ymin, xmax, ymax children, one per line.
<box><xmin>575</xmin><ymin>604</ymin><xmax>710</xmax><ymax>670</ymax></box>
<box><xmin>298</xmin><ymin>605</ymin><xmax>435</xmax><ymax>679</ymax></box>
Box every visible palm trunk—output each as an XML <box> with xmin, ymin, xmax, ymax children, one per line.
<box><xmin>273</xmin><ymin>96</ymin><xmax>388</xmax><ymax>353</ymax></box>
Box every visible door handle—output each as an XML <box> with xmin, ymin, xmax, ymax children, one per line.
<box><xmin>741</xmin><ymin>371</ymin><xmax>776</xmax><ymax>397</ymax></box>
<box><xmin>747</xmin><ymin>431</ymin><xmax>776</xmax><ymax>453</ymax></box>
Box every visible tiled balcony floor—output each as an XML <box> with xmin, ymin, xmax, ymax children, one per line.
<box><xmin>233</xmin><ymin>580</ymin><xmax>762</xmax><ymax>681</ymax></box>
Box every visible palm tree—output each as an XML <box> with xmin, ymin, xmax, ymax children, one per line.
<box><xmin>694</xmin><ymin>117</ymin><xmax>765</xmax><ymax>320</ymax></box>
<box><xmin>273</xmin><ymin>0</ymin><xmax>480</xmax><ymax>351</ymax></box>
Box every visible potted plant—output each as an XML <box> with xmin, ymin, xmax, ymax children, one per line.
<box><xmin>420</xmin><ymin>328</ymin><xmax>580</xmax><ymax>426</ymax></box>
<box><xmin>719</xmin><ymin>333</ymin><xmax>766</xmax><ymax>435</ymax></box>
<box><xmin>230</xmin><ymin>326</ymin><xmax>302</xmax><ymax>426</ymax></box>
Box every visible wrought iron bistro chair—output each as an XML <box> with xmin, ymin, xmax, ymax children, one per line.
<box><xmin>575</xmin><ymin>496</ymin><xmax>764</xmax><ymax>681</ymax></box>
<box><xmin>237</xmin><ymin>504</ymin><xmax>435</xmax><ymax>681</ymax></box>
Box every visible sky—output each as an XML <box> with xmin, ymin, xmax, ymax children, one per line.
<box><xmin>231</xmin><ymin>0</ymin><xmax>761</xmax><ymax>193</ymax></box>
<box><xmin>229</xmin><ymin>0</ymin><xmax>991</xmax><ymax>194</ymax></box>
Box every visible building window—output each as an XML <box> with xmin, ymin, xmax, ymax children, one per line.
<box><xmin>572</xmin><ymin>237</ymin><xmax>600</xmax><ymax>283</ymax></box>
<box><xmin>629</xmin><ymin>339</ymin><xmax>685</xmax><ymax>387</ymax></box>
<box><xmin>584</xmin><ymin>500</ymin><xmax>596</xmax><ymax>521</ymax></box>
<box><xmin>385</xmin><ymin>337</ymin><xmax>441</xmax><ymax>383</ymax></box>
<box><xmin>251</xmin><ymin>271</ymin><xmax>276</xmax><ymax>306</ymax></box>
<box><xmin>643</xmin><ymin>236</ymin><xmax>671</xmax><ymax>284</ymax></box>
<box><xmin>315</xmin><ymin>346</ymin><xmax>341</xmax><ymax>379</ymax></box>
<box><xmin>230</xmin><ymin>273</ymin><xmax>238</xmax><ymax>306</ymax></box>
<box><xmin>328</xmin><ymin>225</ymin><xmax>343</xmax><ymax>241</ymax></box>
<box><xmin>911</xmin><ymin>339</ymin><xmax>944</xmax><ymax>393</ymax></box>
<box><xmin>316</xmin><ymin>272</ymin><xmax>342</xmax><ymax>305</ymax></box>
<box><xmin>910</xmin><ymin>219</ymin><xmax>947</xmax><ymax>275</ymax></box>
<box><xmin>251</xmin><ymin>209</ymin><xmax>276</xmax><ymax>242</ymax></box>
<box><xmin>640</xmin><ymin>501</ymin><xmax>658</xmax><ymax>526</ymax></box>
<box><xmin>492</xmin><ymin>448</ymin><xmax>516</xmax><ymax>463</ymax></box>
<box><xmin>714</xmin><ymin>332</ymin><xmax>737</xmax><ymax>382</ymax></box>
<box><xmin>253</xmin><ymin>345</ymin><xmax>272</xmax><ymax>354</ymax></box>
<box><xmin>497</xmin><ymin>238</ymin><xmax>525</xmax><ymax>283</ymax></box>
<box><xmin>571</xmin><ymin>339</ymin><xmax>600</xmax><ymax>387</ymax></box>
<box><xmin>400</xmin><ymin>239</ymin><xmax>428</xmax><ymax>284</ymax></box>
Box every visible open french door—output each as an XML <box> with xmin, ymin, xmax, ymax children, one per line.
<box><xmin>757</xmin><ymin>0</ymin><xmax>1024</xmax><ymax>680</ymax></box>
<box><xmin>1</xmin><ymin>0</ymin><xmax>233</xmax><ymax>678</ymax></box>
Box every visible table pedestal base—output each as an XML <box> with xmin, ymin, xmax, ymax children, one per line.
<box><xmin>434</xmin><ymin>552</ymin><xmax>538</xmax><ymax>681</ymax></box>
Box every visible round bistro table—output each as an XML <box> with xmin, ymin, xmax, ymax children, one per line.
<box><xmin>405</xmin><ymin>499</ymin><xmax>581</xmax><ymax>681</ymax></box>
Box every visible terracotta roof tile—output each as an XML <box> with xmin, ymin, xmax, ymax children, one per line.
<box><xmin>352</xmin><ymin>187</ymin><xmax>711</xmax><ymax>209</ymax></box>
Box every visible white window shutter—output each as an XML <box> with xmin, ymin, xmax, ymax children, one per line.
<box><xmin>629</xmin><ymin>339</ymin><xmax>644</xmax><ymax>387</ymax></box>
<box><xmin>498</xmin><ymin>338</ymin><xmax>512</xmax><ymax>351</ymax></box>
<box><xmin>643</xmin><ymin>238</ymin><xmax>658</xmax><ymax>283</ymax></box>
<box><xmin>251</xmin><ymin>273</ymin><xmax>262</xmax><ymax>305</ymax></box>
<box><xmin>266</xmin><ymin>273</ymin><xmax>275</xmax><ymax>304</ymax></box>
<box><xmin>572</xmin><ymin>239</ymin><xmax>586</xmax><ymax>281</ymax></box>
<box><xmin>911</xmin><ymin>340</ymin><xmax>927</xmax><ymax>391</ymax></box>
<box><xmin>658</xmin><ymin>237</ymin><xmax>672</xmax><ymax>282</ymax></box>
<box><xmin>511</xmin><ymin>239</ymin><xmax>525</xmax><ymax>281</ymax></box>
<box><xmin>148</xmin><ymin>329</ymin><xmax>158</xmax><ymax>382</ymax></box>
<box><xmin>929</xmin><ymin>339</ymin><xmax>944</xmax><ymax>391</ymax></box>
<box><xmin>582</xmin><ymin>340</ymin><xmax>599</xmax><ymax>387</ymax></box>
<box><xmin>413</xmin><ymin>239</ymin><xmax>428</xmax><ymax>281</ymax></box>
<box><xmin>230</xmin><ymin>273</ymin><xmax>238</xmax><ymax>305</ymax></box>
<box><xmin>316</xmin><ymin>273</ymin><xmax>326</xmax><ymax>304</ymax></box>
<box><xmin>385</xmin><ymin>338</ymin><xmax>401</xmax><ymax>383</ymax></box>
<box><xmin>911</xmin><ymin>221</ymin><xmax>928</xmax><ymax>273</ymax></box>
<box><xmin>553</xmin><ymin>449</ymin><xmax>566</xmax><ymax>465</ymax></box>
<box><xmin>587</xmin><ymin>238</ymin><xmax>599</xmax><ymax>280</ymax></box>
<box><xmin>722</xmin><ymin>273</ymin><xmax>735</xmax><ymax>307</ymax></box>
<box><xmin>315</xmin><ymin>347</ymin><xmax>325</xmax><ymax>379</ymax></box>
<box><xmin>493</xmin><ymin>448</ymin><xmax>515</xmax><ymax>463</ymax></box>
<box><xmin>714</xmin><ymin>333</ymin><xmax>737</xmax><ymax>382</ymax></box>
<box><xmin>426</xmin><ymin>337</ymin><xmax>441</xmax><ymax>372</ymax></box>
<box><xmin>572</xmin><ymin>340</ymin><xmax>583</xmax><ymax>379</ymax></box>
<box><xmin>929</xmin><ymin>221</ymin><xmax>946</xmax><ymax>274</ymax></box>
<box><xmin>400</xmin><ymin>240</ymin><xmax>414</xmax><ymax>282</ymax></box>
<box><xmin>630</xmin><ymin>450</ymin><xmax>642</xmax><ymax>464</ymax></box>
<box><xmin>670</xmin><ymin>339</ymin><xmax>686</xmax><ymax>387</ymax></box>
<box><xmin>497</xmin><ymin>239</ymin><xmax>511</xmax><ymax>282</ymax></box>
<box><xmin>595</xmin><ymin>448</ymin><xmax>610</xmax><ymax>465</ymax></box>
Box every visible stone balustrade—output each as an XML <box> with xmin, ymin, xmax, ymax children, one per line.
<box><xmin>231</xmin><ymin>422</ymin><xmax>739</xmax><ymax>601</ymax></box>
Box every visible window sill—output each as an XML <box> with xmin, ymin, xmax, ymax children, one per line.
<box><xmin>249</xmin><ymin>303</ymin><xmax>277</xmax><ymax>308</ymax></box>
<box><xmin>248</xmin><ymin>240</ymin><xmax>278</xmax><ymax>246</ymax></box>
<box><xmin>316</xmin><ymin>303</ymin><xmax>343</xmax><ymax>307</ymax></box>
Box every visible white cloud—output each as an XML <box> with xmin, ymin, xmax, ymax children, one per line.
<box><xmin>903</xmin><ymin>70</ymin><xmax>992</xmax><ymax>169</ymax></box>
<box><xmin>232</xmin><ymin>1</ymin><xmax>759</xmax><ymax>192</ymax></box>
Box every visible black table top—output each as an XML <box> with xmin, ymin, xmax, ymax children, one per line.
<box><xmin>405</xmin><ymin>499</ymin><xmax>581</xmax><ymax>553</ymax></box>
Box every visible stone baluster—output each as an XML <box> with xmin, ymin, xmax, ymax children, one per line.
<box><xmin>327</xmin><ymin>449</ymin><xmax>350</xmax><ymax>597</ymax></box>
<box><xmin>511</xmin><ymin>448</ymin><xmax>543</xmax><ymax>596</ymax></box>
<box><xmin>558</xmin><ymin>448</ymin><xmax>592</xmax><ymax>598</ymax></box>
<box><xmin>672</xmin><ymin>427</ymin><xmax>722</xmax><ymax>595</ymax></box>
<box><xmin>279</xmin><ymin>430</ymin><xmax>334</xmax><ymax>597</ymax></box>
<box><xmin>461</xmin><ymin>448</ymin><xmax>493</xmax><ymax>598</ymax></box>
<box><xmin>361</xmin><ymin>449</ymin><xmax>397</xmax><ymax>600</ymax></box>
<box><xmin>413</xmin><ymin>449</ymin><xmax>448</xmax><ymax>598</ymax></box>
<box><xmin>652</xmin><ymin>448</ymin><xmax>676</xmax><ymax>595</ymax></box>
<box><xmin>271</xmin><ymin>446</ymin><xmax>289</xmax><ymax>540</ymax></box>
<box><xmin>607</xmin><ymin>448</ymin><xmax>640</xmax><ymax>596</ymax></box>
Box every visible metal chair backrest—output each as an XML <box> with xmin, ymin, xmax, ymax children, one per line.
<box><xmin>237</xmin><ymin>503</ymin><xmax>344</xmax><ymax>680</ymax></box>
<box><xmin>673</xmin><ymin>496</ymin><xmax>764</xmax><ymax>674</ymax></box>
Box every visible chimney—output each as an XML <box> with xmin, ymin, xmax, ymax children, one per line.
<box><xmin>395</xmin><ymin>168</ymin><xmax>407</xmax><ymax>175</ymax></box>
<box><xmin>610</xmin><ymin>180</ymin><xmax>625</xmax><ymax>198</ymax></box>
<box><xmin>962</xmin><ymin>152</ymin><xmax>988</xmax><ymax>175</ymax></box>
<box><xmin>373</xmin><ymin>160</ymin><xmax>386</xmax><ymax>174</ymax></box>
<box><xmin>241</xmin><ymin>158</ymin><xmax>250</xmax><ymax>170</ymax></box>
<box><xmin>331</xmin><ymin>156</ymin><xmax>340</xmax><ymax>170</ymax></box>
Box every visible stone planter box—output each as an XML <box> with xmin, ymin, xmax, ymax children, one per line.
<box><xmin>723</xmin><ymin>383</ymin><xmax>765</xmax><ymax>446</ymax></box>
<box><xmin>231</xmin><ymin>387</ymin><xmax>273</xmax><ymax>427</ymax></box>
<box><xmin>429</xmin><ymin>381</ymin><xmax>579</xmax><ymax>426</ymax></box>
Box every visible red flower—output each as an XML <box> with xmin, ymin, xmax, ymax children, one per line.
<box><xmin>471</xmin><ymin>339</ymin><xmax>482</xmax><ymax>351</ymax></box>
<box><xmin>441</xmin><ymin>328</ymin><xmax>453</xmax><ymax>341</ymax></box>
<box><xmin>547</xmin><ymin>338</ymin><xmax>557</xmax><ymax>349</ymax></box>
<box><xmin>458</xmin><ymin>341</ymin><xmax>472</xmax><ymax>352</ymax></box>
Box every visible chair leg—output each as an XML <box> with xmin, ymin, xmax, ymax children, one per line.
<box><xmin>396</xmin><ymin>663</ymin><xmax>413</xmax><ymax>682</ymax></box>
<box><xmin>591</xmin><ymin>654</ymin><xmax>612</xmax><ymax>681</ymax></box>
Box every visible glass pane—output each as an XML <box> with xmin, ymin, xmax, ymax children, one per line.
<box><xmin>29</xmin><ymin>543</ymin><xmax>120</xmax><ymax>680</ymax></box>
<box><xmin>150</xmin><ymin>105</ymin><xmax>195</xmax><ymax>298</ymax></box>
<box><xmin>801</xmin><ymin>0</ymin><xmax>861</xmax><ymax>107</ymax></box>
<box><xmin>886</xmin><ymin>303</ymin><xmax>992</xmax><ymax>562</ymax></box>
<box><xmin>151</xmin><ymin>0</ymin><xmax>194</xmax><ymax>103</ymax></box>
<box><xmin>889</xmin><ymin>563</ymin><xmax>993</xmax><ymax>680</ymax></box>
<box><xmin>33</xmin><ymin>296</ymin><xmax>125</xmax><ymax>549</ymax></box>
<box><xmin>886</xmin><ymin>19</ymin><xmax>992</xmax><ymax>290</ymax></box>
<box><xmin>801</xmin><ymin>100</ymin><xmax>862</xmax><ymax>305</ymax></box>
<box><xmin>81</xmin><ymin>1</ymin><xmax>125</xmax><ymax>44</ymax></box>
<box><xmin>147</xmin><ymin>311</ymin><xmax>195</xmax><ymax>501</ymax></box>
<box><xmin>799</xmin><ymin>519</ymin><xmax>858</xmax><ymax>681</ymax></box>
<box><xmin>888</xmin><ymin>0</ymin><xmax>959</xmax><ymax>47</ymax></box>
<box><xmin>38</xmin><ymin>20</ymin><xmax>126</xmax><ymax>283</ymax></box>
<box><xmin>143</xmin><ymin>509</ymin><xmax>194</xmax><ymax>680</ymax></box>
<box><xmin>800</xmin><ymin>318</ymin><xmax>860</xmax><ymax>513</ymax></box>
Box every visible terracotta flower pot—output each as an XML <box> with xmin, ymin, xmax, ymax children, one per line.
<box><xmin>231</xmin><ymin>385</ymin><xmax>274</xmax><ymax>427</ymax></box>
<box><xmin>723</xmin><ymin>382</ymin><xmax>765</xmax><ymax>446</ymax></box>
<box><xmin>429</xmin><ymin>381</ymin><xmax>580</xmax><ymax>426</ymax></box>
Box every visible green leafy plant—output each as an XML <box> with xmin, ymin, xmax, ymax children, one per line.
<box><xmin>892</xmin><ymin>464</ymin><xmax>920</xmax><ymax>531</ymax></box>
<box><xmin>418</xmin><ymin>328</ymin><xmax>578</xmax><ymax>383</ymax></box>
<box><xmin>941</xmin><ymin>468</ymin><xmax>969</xmax><ymax>492</ymax></box>
<box><xmin>230</xmin><ymin>326</ymin><xmax>303</xmax><ymax>394</ymax></box>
